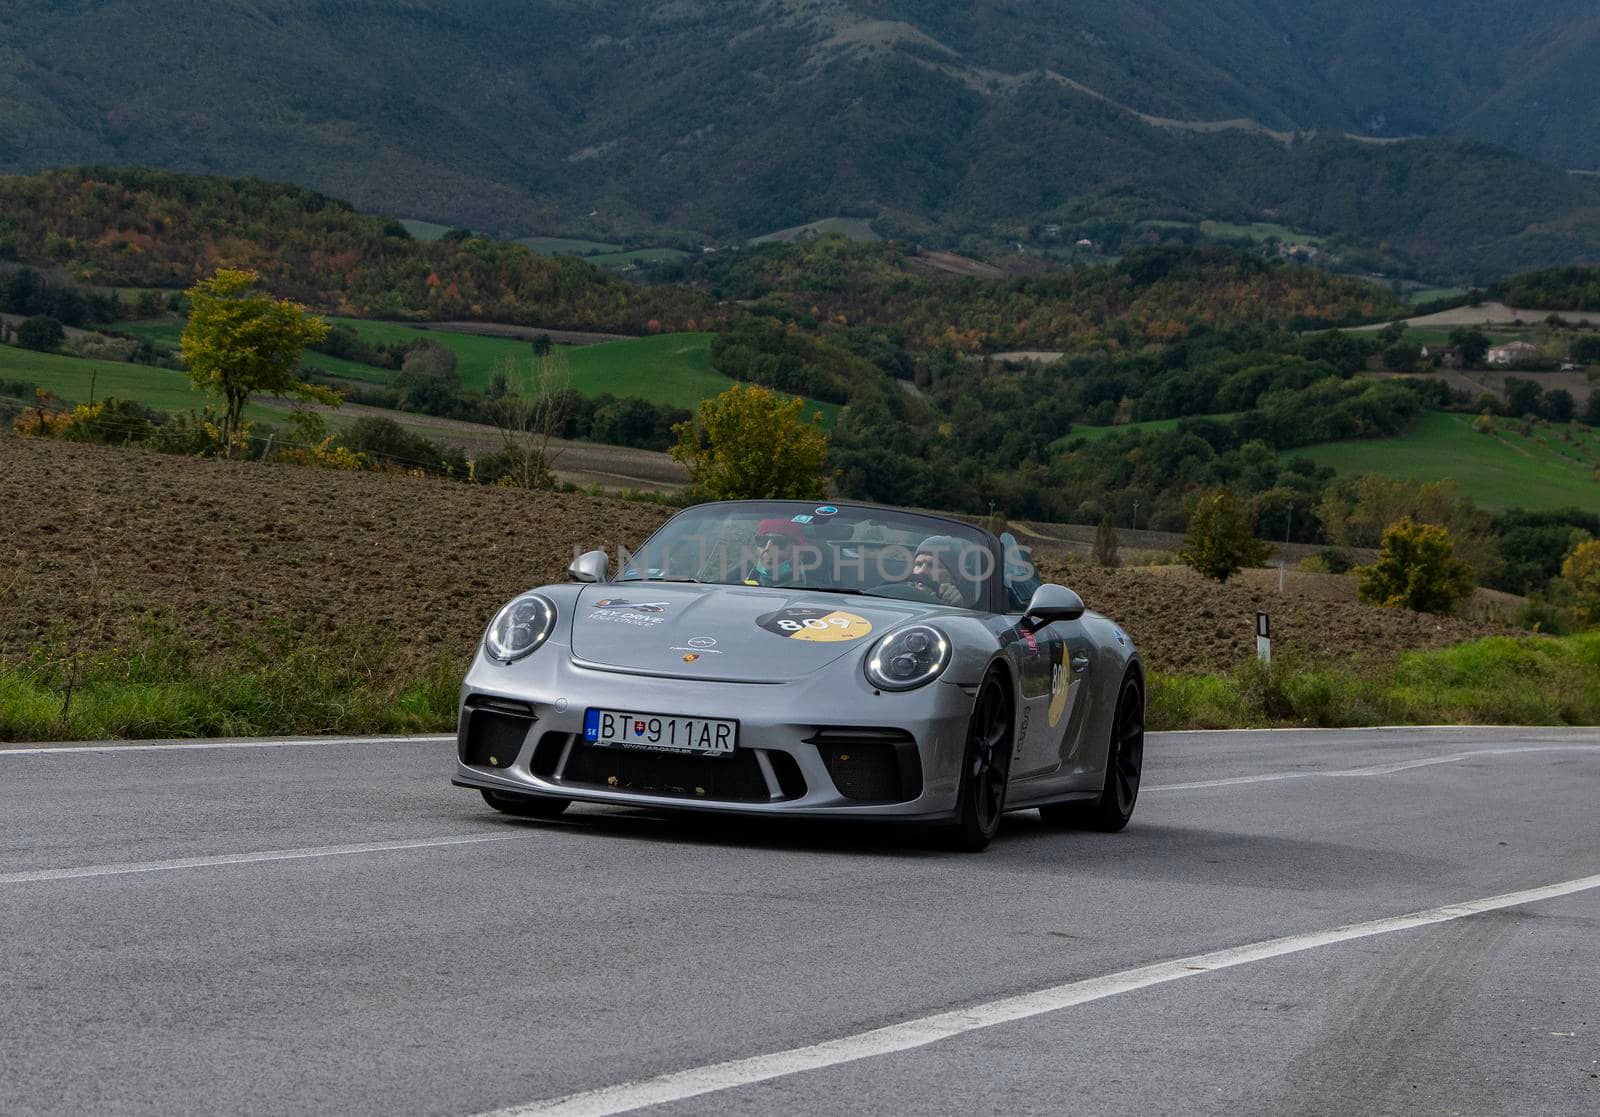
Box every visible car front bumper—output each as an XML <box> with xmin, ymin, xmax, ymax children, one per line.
<box><xmin>452</xmin><ymin>650</ymin><xmax>977</xmax><ymax>821</ymax></box>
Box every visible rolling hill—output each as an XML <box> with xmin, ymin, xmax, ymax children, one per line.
<box><xmin>5</xmin><ymin>2</ymin><xmax>1600</xmax><ymax>282</ymax></box>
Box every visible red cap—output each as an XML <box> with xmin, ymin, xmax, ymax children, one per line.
<box><xmin>756</xmin><ymin>518</ymin><xmax>809</xmax><ymax>544</ymax></box>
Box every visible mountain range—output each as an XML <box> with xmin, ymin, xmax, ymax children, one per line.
<box><xmin>4</xmin><ymin>1</ymin><xmax>1600</xmax><ymax>281</ymax></box>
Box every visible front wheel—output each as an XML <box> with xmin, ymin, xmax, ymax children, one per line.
<box><xmin>480</xmin><ymin>788</ymin><xmax>571</xmax><ymax>819</ymax></box>
<box><xmin>934</xmin><ymin>670</ymin><xmax>1012</xmax><ymax>852</ymax></box>
<box><xmin>1039</xmin><ymin>672</ymin><xmax>1143</xmax><ymax>832</ymax></box>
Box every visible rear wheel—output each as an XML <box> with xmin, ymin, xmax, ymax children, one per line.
<box><xmin>480</xmin><ymin>788</ymin><xmax>571</xmax><ymax>819</ymax></box>
<box><xmin>1039</xmin><ymin>672</ymin><xmax>1143</xmax><ymax>832</ymax></box>
<box><xmin>935</xmin><ymin>671</ymin><xmax>1012</xmax><ymax>852</ymax></box>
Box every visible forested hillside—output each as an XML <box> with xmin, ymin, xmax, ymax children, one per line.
<box><xmin>4</xmin><ymin>2</ymin><xmax>1600</xmax><ymax>283</ymax></box>
<box><xmin>0</xmin><ymin>169</ymin><xmax>718</xmax><ymax>332</ymax></box>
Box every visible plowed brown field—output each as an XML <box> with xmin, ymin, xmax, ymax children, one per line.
<box><xmin>0</xmin><ymin>436</ymin><xmax>1511</xmax><ymax>676</ymax></box>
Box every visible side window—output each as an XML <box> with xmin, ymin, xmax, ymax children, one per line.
<box><xmin>1000</xmin><ymin>533</ymin><xmax>1041</xmax><ymax>613</ymax></box>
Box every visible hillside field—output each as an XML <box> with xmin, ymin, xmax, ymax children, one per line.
<box><xmin>109</xmin><ymin>320</ymin><xmax>839</xmax><ymax>422</ymax></box>
<box><xmin>1289</xmin><ymin>411</ymin><xmax>1600</xmax><ymax>512</ymax></box>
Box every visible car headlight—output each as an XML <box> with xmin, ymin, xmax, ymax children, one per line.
<box><xmin>865</xmin><ymin>624</ymin><xmax>950</xmax><ymax>691</ymax></box>
<box><xmin>484</xmin><ymin>593</ymin><xmax>557</xmax><ymax>663</ymax></box>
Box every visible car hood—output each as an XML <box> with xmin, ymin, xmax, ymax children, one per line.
<box><xmin>568</xmin><ymin>583</ymin><xmax>940</xmax><ymax>681</ymax></box>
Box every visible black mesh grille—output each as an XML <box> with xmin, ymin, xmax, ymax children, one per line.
<box><xmin>560</xmin><ymin>742</ymin><xmax>785</xmax><ymax>802</ymax></box>
<box><xmin>808</xmin><ymin>728</ymin><xmax>921</xmax><ymax>803</ymax></box>
<box><xmin>458</xmin><ymin>708</ymin><xmax>536</xmax><ymax>768</ymax></box>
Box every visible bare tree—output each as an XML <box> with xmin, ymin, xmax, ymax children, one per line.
<box><xmin>486</xmin><ymin>349</ymin><xmax>572</xmax><ymax>489</ymax></box>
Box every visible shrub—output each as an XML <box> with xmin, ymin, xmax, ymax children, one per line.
<box><xmin>1357</xmin><ymin>519</ymin><xmax>1476</xmax><ymax>614</ymax></box>
<box><xmin>58</xmin><ymin>398</ymin><xmax>160</xmax><ymax>445</ymax></box>
<box><xmin>1562</xmin><ymin>539</ymin><xmax>1600</xmax><ymax>625</ymax></box>
<box><xmin>15</xmin><ymin>315</ymin><xmax>65</xmax><ymax>351</ymax></box>
<box><xmin>670</xmin><ymin>383</ymin><xmax>829</xmax><ymax>500</ymax></box>
<box><xmin>1093</xmin><ymin>514</ymin><xmax>1121</xmax><ymax>567</ymax></box>
<box><xmin>1180</xmin><ymin>487</ymin><xmax>1272</xmax><ymax>583</ymax></box>
<box><xmin>338</xmin><ymin>415</ymin><xmax>468</xmax><ymax>477</ymax></box>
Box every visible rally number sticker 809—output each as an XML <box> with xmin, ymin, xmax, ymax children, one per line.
<box><xmin>583</xmin><ymin>708</ymin><xmax>737</xmax><ymax>756</ymax></box>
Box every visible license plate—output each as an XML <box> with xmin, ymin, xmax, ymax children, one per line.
<box><xmin>583</xmin><ymin>708</ymin><xmax>737</xmax><ymax>757</ymax></box>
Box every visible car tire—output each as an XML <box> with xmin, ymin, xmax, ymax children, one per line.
<box><xmin>480</xmin><ymin>788</ymin><xmax>571</xmax><ymax>819</ymax></box>
<box><xmin>1039</xmin><ymin>671</ymin><xmax>1143</xmax><ymax>833</ymax></box>
<box><xmin>934</xmin><ymin>669</ymin><xmax>1013</xmax><ymax>853</ymax></box>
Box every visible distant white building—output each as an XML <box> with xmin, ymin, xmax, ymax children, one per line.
<box><xmin>1487</xmin><ymin>340</ymin><xmax>1540</xmax><ymax>366</ymax></box>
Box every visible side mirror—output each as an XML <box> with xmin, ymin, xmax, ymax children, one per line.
<box><xmin>568</xmin><ymin>549</ymin><xmax>609</xmax><ymax>583</ymax></box>
<box><xmin>1024</xmin><ymin>583</ymin><xmax>1085</xmax><ymax>628</ymax></box>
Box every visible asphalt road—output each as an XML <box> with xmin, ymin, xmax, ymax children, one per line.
<box><xmin>2</xmin><ymin>727</ymin><xmax>1598</xmax><ymax>1116</ymax></box>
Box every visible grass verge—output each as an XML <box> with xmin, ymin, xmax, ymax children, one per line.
<box><xmin>0</xmin><ymin>617</ymin><xmax>461</xmax><ymax>743</ymax></box>
<box><xmin>1149</xmin><ymin>632</ymin><xmax>1600</xmax><ymax>730</ymax></box>
<box><xmin>4</xmin><ymin>628</ymin><xmax>1594</xmax><ymax>743</ymax></box>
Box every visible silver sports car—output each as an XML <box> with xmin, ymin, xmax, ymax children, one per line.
<box><xmin>454</xmin><ymin>500</ymin><xmax>1144</xmax><ymax>850</ymax></box>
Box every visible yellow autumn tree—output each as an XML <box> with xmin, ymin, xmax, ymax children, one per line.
<box><xmin>181</xmin><ymin>268</ymin><xmax>334</xmax><ymax>454</ymax></box>
<box><xmin>671</xmin><ymin>383</ymin><xmax>829</xmax><ymax>500</ymax></box>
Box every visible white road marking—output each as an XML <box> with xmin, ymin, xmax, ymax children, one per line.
<box><xmin>0</xmin><ymin>832</ymin><xmax>521</xmax><ymax>885</ymax></box>
<box><xmin>0</xmin><ymin>734</ymin><xmax>454</xmax><ymax>757</ymax></box>
<box><xmin>1148</xmin><ymin>743</ymin><xmax>1600</xmax><ymax>791</ymax></box>
<box><xmin>484</xmin><ymin>872</ymin><xmax>1600</xmax><ymax>1117</ymax></box>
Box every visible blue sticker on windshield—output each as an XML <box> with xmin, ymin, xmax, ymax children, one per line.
<box><xmin>814</xmin><ymin>505</ymin><xmax>838</xmax><ymax>516</ymax></box>
<box><xmin>791</xmin><ymin>514</ymin><xmax>814</xmax><ymax>524</ymax></box>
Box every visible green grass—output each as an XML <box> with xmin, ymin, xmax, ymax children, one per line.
<box><xmin>585</xmin><ymin>248</ymin><xmax>692</xmax><ymax>266</ymax></box>
<box><xmin>112</xmin><ymin>322</ymin><xmax>395</xmax><ymax>385</ymax></box>
<box><xmin>749</xmin><ymin>217</ymin><xmax>880</xmax><ymax>244</ymax></box>
<box><xmin>18</xmin><ymin>326</ymin><xmax>841</xmax><ymax>426</ymax></box>
<box><xmin>1400</xmin><ymin>326</ymin><xmax>1521</xmax><ymax>347</ymax></box>
<box><xmin>5</xmin><ymin>623</ymin><xmax>1592</xmax><ymax>741</ymax></box>
<box><xmin>399</xmin><ymin>218</ymin><xmax>453</xmax><ymax>241</ymax></box>
<box><xmin>0</xmin><ymin>619</ymin><xmax>461</xmax><ymax>742</ymax></box>
<box><xmin>1148</xmin><ymin>632</ymin><xmax>1600</xmax><ymax>730</ymax></box>
<box><xmin>1287</xmin><ymin>411</ymin><xmax>1600</xmax><ymax>512</ymax></box>
<box><xmin>514</xmin><ymin>236</ymin><xmax>623</xmax><ymax>255</ymax></box>
<box><xmin>1406</xmin><ymin>286</ymin><xmax>1469</xmax><ymax>305</ymax></box>
<box><xmin>1054</xmin><ymin>413</ymin><xmax>1237</xmax><ymax>449</ymax></box>
<box><xmin>0</xmin><ymin>344</ymin><xmax>282</xmax><ymax>422</ymax></box>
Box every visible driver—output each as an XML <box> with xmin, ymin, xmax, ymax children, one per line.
<box><xmin>911</xmin><ymin>535</ymin><xmax>969</xmax><ymax>606</ymax></box>
<box><xmin>743</xmin><ymin>518</ymin><xmax>813</xmax><ymax>587</ymax></box>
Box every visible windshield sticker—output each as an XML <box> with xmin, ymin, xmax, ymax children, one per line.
<box><xmin>790</xmin><ymin>514</ymin><xmax>814</xmax><ymax>524</ymax></box>
<box><xmin>588</xmin><ymin>598</ymin><xmax>671</xmax><ymax>626</ymax></box>
<box><xmin>813</xmin><ymin>505</ymin><xmax>838</xmax><ymax>516</ymax></box>
<box><xmin>756</xmin><ymin>607</ymin><xmax>873</xmax><ymax>643</ymax></box>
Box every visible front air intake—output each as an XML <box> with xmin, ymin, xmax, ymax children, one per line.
<box><xmin>458</xmin><ymin>702</ymin><xmax>537</xmax><ymax>768</ymax></box>
<box><xmin>806</xmin><ymin>728</ymin><xmax>922</xmax><ymax>803</ymax></box>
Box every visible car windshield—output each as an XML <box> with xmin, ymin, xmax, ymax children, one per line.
<box><xmin>618</xmin><ymin>501</ymin><xmax>1000</xmax><ymax>609</ymax></box>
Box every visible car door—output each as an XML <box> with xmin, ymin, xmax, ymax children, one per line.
<box><xmin>1000</xmin><ymin>534</ymin><xmax>1096</xmax><ymax>780</ymax></box>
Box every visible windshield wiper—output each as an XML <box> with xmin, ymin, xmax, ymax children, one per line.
<box><xmin>783</xmin><ymin>585</ymin><xmax>867</xmax><ymax>596</ymax></box>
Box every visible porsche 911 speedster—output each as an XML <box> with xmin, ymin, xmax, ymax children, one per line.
<box><xmin>453</xmin><ymin>500</ymin><xmax>1144</xmax><ymax>850</ymax></box>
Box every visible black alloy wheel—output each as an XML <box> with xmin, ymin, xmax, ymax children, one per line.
<box><xmin>1040</xmin><ymin>672</ymin><xmax>1144</xmax><ymax>832</ymax></box>
<box><xmin>480</xmin><ymin>788</ymin><xmax>571</xmax><ymax>819</ymax></box>
<box><xmin>937</xmin><ymin>670</ymin><xmax>1013</xmax><ymax>852</ymax></box>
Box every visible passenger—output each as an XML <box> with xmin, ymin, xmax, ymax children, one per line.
<box><xmin>743</xmin><ymin>518</ymin><xmax>813</xmax><ymax>587</ymax></box>
<box><xmin>911</xmin><ymin>535</ymin><xmax>970</xmax><ymax>606</ymax></box>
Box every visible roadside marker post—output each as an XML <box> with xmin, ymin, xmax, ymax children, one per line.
<box><xmin>1256</xmin><ymin>612</ymin><xmax>1271</xmax><ymax>664</ymax></box>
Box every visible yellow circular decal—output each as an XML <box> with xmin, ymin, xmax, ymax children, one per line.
<box><xmin>757</xmin><ymin>607</ymin><xmax>874</xmax><ymax>643</ymax></box>
<box><xmin>1048</xmin><ymin>644</ymin><xmax>1071</xmax><ymax>727</ymax></box>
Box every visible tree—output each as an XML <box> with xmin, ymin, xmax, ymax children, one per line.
<box><xmin>1569</xmin><ymin>334</ymin><xmax>1600</xmax><ymax>364</ymax></box>
<box><xmin>1543</xmin><ymin>388</ymin><xmax>1575</xmax><ymax>423</ymax></box>
<box><xmin>1092</xmin><ymin>514</ymin><xmax>1121</xmax><ymax>567</ymax></box>
<box><xmin>531</xmin><ymin>333</ymin><xmax>554</xmax><ymax>357</ymax></box>
<box><xmin>1562</xmin><ymin>539</ymin><xmax>1600</xmax><ymax>625</ymax></box>
<box><xmin>1448</xmin><ymin>327</ymin><xmax>1491</xmax><ymax>368</ymax></box>
<box><xmin>16</xmin><ymin>315</ymin><xmax>65</xmax><ymax>352</ymax></box>
<box><xmin>180</xmin><ymin>269</ymin><xmax>333</xmax><ymax>453</ymax></box>
<box><xmin>485</xmin><ymin>349</ymin><xmax>571</xmax><ymax>489</ymax></box>
<box><xmin>1357</xmin><ymin>519</ymin><xmax>1476</xmax><ymax>614</ymax></box>
<box><xmin>1180</xmin><ymin>487</ymin><xmax>1272</xmax><ymax>583</ymax></box>
<box><xmin>1504</xmin><ymin>377</ymin><xmax>1542</xmax><ymax>417</ymax></box>
<box><xmin>671</xmin><ymin>383</ymin><xmax>829</xmax><ymax>500</ymax></box>
<box><xmin>1585</xmin><ymin>390</ymin><xmax>1600</xmax><ymax>428</ymax></box>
